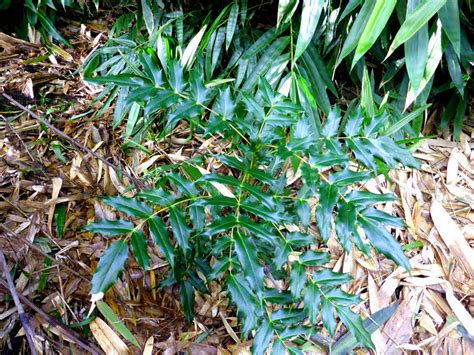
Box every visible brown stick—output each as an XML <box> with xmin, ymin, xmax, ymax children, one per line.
<box><xmin>0</xmin><ymin>278</ymin><xmax>102</xmax><ymax>355</ymax></box>
<box><xmin>1</xmin><ymin>92</ymin><xmax>145</xmax><ymax>190</ymax></box>
<box><xmin>0</xmin><ymin>250</ymin><xmax>38</xmax><ymax>355</ymax></box>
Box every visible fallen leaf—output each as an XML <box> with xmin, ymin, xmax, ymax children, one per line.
<box><xmin>90</xmin><ymin>317</ymin><xmax>129</xmax><ymax>355</ymax></box>
<box><xmin>430</xmin><ymin>199</ymin><xmax>474</xmax><ymax>277</ymax></box>
<box><xmin>143</xmin><ymin>336</ymin><xmax>154</xmax><ymax>355</ymax></box>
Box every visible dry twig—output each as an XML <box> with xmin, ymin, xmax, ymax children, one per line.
<box><xmin>0</xmin><ymin>250</ymin><xmax>38</xmax><ymax>355</ymax></box>
<box><xmin>1</xmin><ymin>92</ymin><xmax>146</xmax><ymax>190</ymax></box>
<box><xmin>0</xmin><ymin>278</ymin><xmax>101</xmax><ymax>355</ymax></box>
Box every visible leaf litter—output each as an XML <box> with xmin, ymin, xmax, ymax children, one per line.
<box><xmin>0</xmin><ymin>17</ymin><xmax>473</xmax><ymax>355</ymax></box>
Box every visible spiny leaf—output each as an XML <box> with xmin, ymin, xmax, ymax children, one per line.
<box><xmin>227</xmin><ymin>273</ymin><xmax>260</xmax><ymax>337</ymax></box>
<box><xmin>335</xmin><ymin>202</ymin><xmax>357</xmax><ymax>252</ymax></box>
<box><xmin>148</xmin><ymin>216</ymin><xmax>174</xmax><ymax>269</ymax></box>
<box><xmin>102</xmin><ymin>195</ymin><xmax>153</xmax><ymax>219</ymax></box>
<box><xmin>84</xmin><ymin>219</ymin><xmax>135</xmax><ymax>236</ymax></box>
<box><xmin>91</xmin><ymin>240</ymin><xmax>129</xmax><ymax>295</ymax></box>
<box><xmin>180</xmin><ymin>280</ymin><xmax>195</xmax><ymax>321</ymax></box>
<box><xmin>337</xmin><ymin>305</ymin><xmax>375</xmax><ymax>349</ymax></box>
<box><xmin>252</xmin><ymin>319</ymin><xmax>274</xmax><ymax>355</ymax></box>
<box><xmin>234</xmin><ymin>232</ymin><xmax>265</xmax><ymax>290</ymax></box>
<box><xmin>321</xmin><ymin>297</ymin><xmax>336</xmax><ymax>335</ymax></box>
<box><xmin>169</xmin><ymin>207</ymin><xmax>191</xmax><ymax>250</ymax></box>
<box><xmin>299</xmin><ymin>250</ymin><xmax>330</xmax><ymax>266</ymax></box>
<box><xmin>290</xmin><ymin>262</ymin><xmax>306</xmax><ymax>297</ymax></box>
<box><xmin>315</xmin><ymin>182</ymin><xmax>339</xmax><ymax>242</ymax></box>
<box><xmin>313</xmin><ymin>269</ymin><xmax>352</xmax><ymax>286</ymax></box>
<box><xmin>271</xmin><ymin>309</ymin><xmax>306</xmax><ymax>324</ymax></box>
<box><xmin>332</xmin><ymin>303</ymin><xmax>399</xmax><ymax>354</ymax></box>
<box><xmin>304</xmin><ymin>282</ymin><xmax>321</xmax><ymax>323</ymax></box>
<box><xmin>130</xmin><ymin>230</ymin><xmax>151</xmax><ymax>270</ymax></box>
<box><xmin>358</xmin><ymin>216</ymin><xmax>410</xmax><ymax>270</ymax></box>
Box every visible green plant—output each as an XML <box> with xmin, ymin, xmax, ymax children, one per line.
<box><xmin>281</xmin><ymin>0</ymin><xmax>472</xmax><ymax>137</ymax></box>
<box><xmin>82</xmin><ymin>4</ymin><xmax>421</xmax><ymax>352</ymax></box>
<box><xmin>0</xmin><ymin>0</ymin><xmax>97</xmax><ymax>45</ymax></box>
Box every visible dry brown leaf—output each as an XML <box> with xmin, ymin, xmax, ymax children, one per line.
<box><xmin>143</xmin><ymin>336</ymin><xmax>154</xmax><ymax>355</ymax></box>
<box><xmin>442</xmin><ymin>283</ymin><xmax>474</xmax><ymax>336</ymax></box>
<box><xmin>367</xmin><ymin>273</ymin><xmax>382</xmax><ymax>313</ymax></box>
<box><xmin>219</xmin><ymin>312</ymin><xmax>240</xmax><ymax>344</ymax></box>
<box><xmin>419</xmin><ymin>312</ymin><xmax>438</xmax><ymax>335</ymax></box>
<box><xmin>90</xmin><ymin>317</ymin><xmax>129</xmax><ymax>355</ymax></box>
<box><xmin>382</xmin><ymin>289</ymin><xmax>422</xmax><ymax>352</ymax></box>
<box><xmin>47</xmin><ymin>177</ymin><xmax>63</xmax><ymax>234</ymax></box>
<box><xmin>430</xmin><ymin>199</ymin><xmax>474</xmax><ymax>277</ymax></box>
<box><xmin>446</xmin><ymin>148</ymin><xmax>460</xmax><ymax>184</ymax></box>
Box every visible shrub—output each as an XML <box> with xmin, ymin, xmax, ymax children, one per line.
<box><xmin>82</xmin><ymin>3</ymin><xmax>423</xmax><ymax>352</ymax></box>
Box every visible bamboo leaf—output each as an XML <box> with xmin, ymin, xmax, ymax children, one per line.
<box><xmin>141</xmin><ymin>0</ymin><xmax>154</xmax><ymax>36</ymax></box>
<box><xmin>361</xmin><ymin>66</ymin><xmax>375</xmax><ymax>117</ymax></box>
<box><xmin>352</xmin><ymin>0</ymin><xmax>397</xmax><ymax>68</ymax></box>
<box><xmin>445</xmin><ymin>44</ymin><xmax>464</xmax><ymax>96</ymax></box>
<box><xmin>404</xmin><ymin>0</ymin><xmax>429</xmax><ymax>93</ymax></box>
<box><xmin>337</xmin><ymin>0</ymin><xmax>376</xmax><ymax>67</ymax></box>
<box><xmin>226</xmin><ymin>2</ymin><xmax>239</xmax><ymax>50</ymax></box>
<box><xmin>438</xmin><ymin>0</ymin><xmax>461</xmax><ymax>57</ymax></box>
<box><xmin>387</xmin><ymin>0</ymin><xmax>447</xmax><ymax>58</ymax></box>
<box><xmin>294</xmin><ymin>0</ymin><xmax>323</xmax><ymax>60</ymax></box>
<box><xmin>242</xmin><ymin>28</ymin><xmax>278</xmax><ymax>60</ymax></box>
<box><xmin>96</xmin><ymin>301</ymin><xmax>140</xmax><ymax>348</ymax></box>
<box><xmin>181</xmin><ymin>25</ymin><xmax>207</xmax><ymax>69</ymax></box>
<box><xmin>277</xmin><ymin>0</ymin><xmax>299</xmax><ymax>27</ymax></box>
<box><xmin>37</xmin><ymin>10</ymin><xmax>71</xmax><ymax>47</ymax></box>
<box><xmin>405</xmin><ymin>20</ymin><xmax>443</xmax><ymax>108</ymax></box>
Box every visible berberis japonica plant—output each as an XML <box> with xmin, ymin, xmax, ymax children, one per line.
<box><xmin>82</xmin><ymin>1</ymin><xmax>424</xmax><ymax>352</ymax></box>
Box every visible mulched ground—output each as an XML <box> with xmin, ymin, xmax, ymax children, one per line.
<box><xmin>1</xmin><ymin>18</ymin><xmax>473</xmax><ymax>355</ymax></box>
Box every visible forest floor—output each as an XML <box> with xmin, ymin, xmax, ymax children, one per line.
<box><xmin>1</xmin><ymin>20</ymin><xmax>474</xmax><ymax>355</ymax></box>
